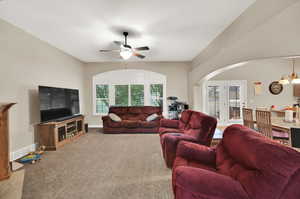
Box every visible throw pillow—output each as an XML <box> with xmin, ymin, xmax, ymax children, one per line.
<box><xmin>146</xmin><ymin>113</ymin><xmax>159</xmax><ymax>122</ymax></box>
<box><xmin>109</xmin><ymin>113</ymin><xmax>122</xmax><ymax>122</ymax></box>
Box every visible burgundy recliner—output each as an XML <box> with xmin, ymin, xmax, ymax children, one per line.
<box><xmin>159</xmin><ymin>110</ymin><xmax>217</xmax><ymax>168</ymax></box>
<box><xmin>173</xmin><ymin>124</ymin><xmax>300</xmax><ymax>199</ymax></box>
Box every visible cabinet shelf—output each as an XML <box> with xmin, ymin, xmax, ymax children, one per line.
<box><xmin>38</xmin><ymin>115</ymin><xmax>85</xmax><ymax>151</ymax></box>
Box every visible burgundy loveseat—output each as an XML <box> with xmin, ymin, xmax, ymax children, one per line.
<box><xmin>102</xmin><ymin>106</ymin><xmax>162</xmax><ymax>134</ymax></box>
<box><xmin>173</xmin><ymin>124</ymin><xmax>300</xmax><ymax>199</ymax></box>
<box><xmin>159</xmin><ymin>110</ymin><xmax>217</xmax><ymax>168</ymax></box>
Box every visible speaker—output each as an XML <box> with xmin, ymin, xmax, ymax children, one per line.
<box><xmin>85</xmin><ymin>123</ymin><xmax>88</xmax><ymax>133</ymax></box>
<box><xmin>291</xmin><ymin>128</ymin><xmax>300</xmax><ymax>148</ymax></box>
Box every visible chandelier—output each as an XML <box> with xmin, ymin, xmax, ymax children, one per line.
<box><xmin>279</xmin><ymin>59</ymin><xmax>300</xmax><ymax>85</ymax></box>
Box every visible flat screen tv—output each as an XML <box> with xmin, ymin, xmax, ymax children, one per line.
<box><xmin>39</xmin><ymin>86</ymin><xmax>80</xmax><ymax>122</ymax></box>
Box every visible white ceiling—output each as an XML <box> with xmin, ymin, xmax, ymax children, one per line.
<box><xmin>0</xmin><ymin>0</ymin><xmax>255</xmax><ymax>62</ymax></box>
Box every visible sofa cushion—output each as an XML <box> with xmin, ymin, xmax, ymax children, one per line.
<box><xmin>109</xmin><ymin>106</ymin><xmax>128</xmax><ymax>114</ymax></box>
<box><xmin>122</xmin><ymin>120</ymin><xmax>140</xmax><ymax>128</ymax></box>
<box><xmin>122</xmin><ymin>114</ymin><xmax>142</xmax><ymax>121</ymax></box>
<box><xmin>160</xmin><ymin>119</ymin><xmax>179</xmax><ymax>128</ymax></box>
<box><xmin>128</xmin><ymin>107</ymin><xmax>143</xmax><ymax>114</ymax></box>
<box><xmin>107</xmin><ymin>120</ymin><xmax>123</xmax><ymax>128</ymax></box>
<box><xmin>139</xmin><ymin>121</ymin><xmax>159</xmax><ymax>128</ymax></box>
<box><xmin>173</xmin><ymin>167</ymin><xmax>250</xmax><ymax>199</ymax></box>
<box><xmin>142</xmin><ymin>106</ymin><xmax>162</xmax><ymax>115</ymax></box>
<box><xmin>174</xmin><ymin>156</ymin><xmax>216</xmax><ymax>172</ymax></box>
<box><xmin>159</xmin><ymin>127</ymin><xmax>182</xmax><ymax>135</ymax></box>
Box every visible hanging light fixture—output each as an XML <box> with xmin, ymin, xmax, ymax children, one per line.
<box><xmin>290</xmin><ymin>59</ymin><xmax>300</xmax><ymax>84</ymax></box>
<box><xmin>279</xmin><ymin>59</ymin><xmax>300</xmax><ymax>84</ymax></box>
<box><xmin>279</xmin><ymin>75</ymin><xmax>289</xmax><ymax>85</ymax></box>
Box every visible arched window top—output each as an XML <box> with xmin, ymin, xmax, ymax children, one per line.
<box><xmin>93</xmin><ymin>69</ymin><xmax>166</xmax><ymax>85</ymax></box>
<box><xmin>93</xmin><ymin>69</ymin><xmax>167</xmax><ymax>115</ymax></box>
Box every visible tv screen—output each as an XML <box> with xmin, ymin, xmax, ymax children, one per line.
<box><xmin>39</xmin><ymin>86</ymin><xmax>80</xmax><ymax>122</ymax></box>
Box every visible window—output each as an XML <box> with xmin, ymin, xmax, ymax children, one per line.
<box><xmin>131</xmin><ymin>85</ymin><xmax>144</xmax><ymax>106</ymax></box>
<box><xmin>115</xmin><ymin>85</ymin><xmax>129</xmax><ymax>106</ymax></box>
<box><xmin>96</xmin><ymin>85</ymin><xmax>109</xmax><ymax>114</ymax></box>
<box><xmin>93</xmin><ymin>70</ymin><xmax>167</xmax><ymax>115</ymax></box>
<box><xmin>150</xmin><ymin>84</ymin><xmax>163</xmax><ymax>107</ymax></box>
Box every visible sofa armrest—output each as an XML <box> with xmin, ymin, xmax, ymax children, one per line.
<box><xmin>176</xmin><ymin>141</ymin><xmax>216</xmax><ymax>166</ymax></box>
<box><xmin>160</xmin><ymin>119</ymin><xmax>179</xmax><ymax>128</ymax></box>
<box><xmin>102</xmin><ymin>115</ymin><xmax>110</xmax><ymax>122</ymax></box>
<box><xmin>173</xmin><ymin>167</ymin><xmax>249</xmax><ymax>199</ymax></box>
<box><xmin>161</xmin><ymin>134</ymin><xmax>198</xmax><ymax>168</ymax></box>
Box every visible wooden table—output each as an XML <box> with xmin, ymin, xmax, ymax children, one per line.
<box><xmin>255</xmin><ymin>117</ymin><xmax>300</xmax><ymax>147</ymax></box>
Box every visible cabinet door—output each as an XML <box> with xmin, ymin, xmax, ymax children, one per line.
<box><xmin>294</xmin><ymin>85</ymin><xmax>300</xmax><ymax>97</ymax></box>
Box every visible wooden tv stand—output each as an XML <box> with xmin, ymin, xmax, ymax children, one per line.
<box><xmin>37</xmin><ymin>115</ymin><xmax>85</xmax><ymax>151</ymax></box>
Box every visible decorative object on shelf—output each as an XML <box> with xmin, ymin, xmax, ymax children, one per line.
<box><xmin>0</xmin><ymin>103</ymin><xmax>16</xmax><ymax>181</ymax></box>
<box><xmin>269</xmin><ymin>81</ymin><xmax>283</xmax><ymax>95</ymax></box>
<box><xmin>279</xmin><ymin>59</ymin><xmax>300</xmax><ymax>85</ymax></box>
<box><xmin>254</xmin><ymin>81</ymin><xmax>262</xmax><ymax>96</ymax></box>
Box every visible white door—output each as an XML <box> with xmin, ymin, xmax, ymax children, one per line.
<box><xmin>206</xmin><ymin>81</ymin><xmax>226</xmax><ymax>124</ymax></box>
<box><xmin>205</xmin><ymin>80</ymin><xmax>247</xmax><ymax>125</ymax></box>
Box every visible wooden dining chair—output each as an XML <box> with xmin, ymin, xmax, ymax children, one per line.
<box><xmin>255</xmin><ymin>110</ymin><xmax>273</xmax><ymax>139</ymax></box>
<box><xmin>242</xmin><ymin>108</ymin><xmax>254</xmax><ymax>129</ymax></box>
<box><xmin>255</xmin><ymin>110</ymin><xmax>289</xmax><ymax>144</ymax></box>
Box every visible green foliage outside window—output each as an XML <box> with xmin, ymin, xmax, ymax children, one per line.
<box><xmin>96</xmin><ymin>85</ymin><xmax>109</xmax><ymax>114</ymax></box>
<box><xmin>131</xmin><ymin>85</ymin><xmax>144</xmax><ymax>106</ymax></box>
<box><xmin>150</xmin><ymin>84</ymin><xmax>163</xmax><ymax>107</ymax></box>
<box><xmin>115</xmin><ymin>85</ymin><xmax>129</xmax><ymax>106</ymax></box>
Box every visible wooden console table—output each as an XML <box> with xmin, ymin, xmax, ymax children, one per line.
<box><xmin>37</xmin><ymin>115</ymin><xmax>85</xmax><ymax>151</ymax></box>
<box><xmin>0</xmin><ymin>103</ymin><xmax>16</xmax><ymax>181</ymax></box>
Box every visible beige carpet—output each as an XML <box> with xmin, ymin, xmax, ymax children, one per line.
<box><xmin>0</xmin><ymin>169</ymin><xmax>24</xmax><ymax>199</ymax></box>
<box><xmin>22</xmin><ymin>130</ymin><xmax>172</xmax><ymax>199</ymax></box>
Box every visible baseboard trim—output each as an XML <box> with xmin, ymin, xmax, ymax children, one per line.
<box><xmin>10</xmin><ymin>144</ymin><xmax>37</xmax><ymax>161</ymax></box>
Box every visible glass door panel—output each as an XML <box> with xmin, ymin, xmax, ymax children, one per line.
<box><xmin>208</xmin><ymin>86</ymin><xmax>221</xmax><ymax>120</ymax></box>
<box><xmin>205</xmin><ymin>80</ymin><xmax>247</xmax><ymax>125</ymax></box>
<box><xmin>229</xmin><ymin>86</ymin><xmax>241</xmax><ymax>120</ymax></box>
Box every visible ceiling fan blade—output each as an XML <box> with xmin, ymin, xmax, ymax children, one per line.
<box><xmin>99</xmin><ymin>49</ymin><xmax>120</xmax><ymax>52</ymax></box>
<box><xmin>134</xmin><ymin>46</ymin><xmax>150</xmax><ymax>51</ymax></box>
<box><xmin>133</xmin><ymin>52</ymin><xmax>146</xmax><ymax>59</ymax></box>
<box><xmin>114</xmin><ymin>41</ymin><xmax>123</xmax><ymax>46</ymax></box>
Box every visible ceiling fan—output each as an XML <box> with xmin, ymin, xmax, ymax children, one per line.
<box><xmin>99</xmin><ymin>32</ymin><xmax>150</xmax><ymax>60</ymax></box>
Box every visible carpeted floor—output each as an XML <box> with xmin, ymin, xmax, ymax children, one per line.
<box><xmin>22</xmin><ymin>130</ymin><xmax>172</xmax><ymax>199</ymax></box>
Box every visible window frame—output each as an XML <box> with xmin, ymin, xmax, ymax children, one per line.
<box><xmin>92</xmin><ymin>70</ymin><xmax>167</xmax><ymax>116</ymax></box>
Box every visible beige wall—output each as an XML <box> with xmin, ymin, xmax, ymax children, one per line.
<box><xmin>211</xmin><ymin>58</ymin><xmax>300</xmax><ymax>109</ymax></box>
<box><xmin>190</xmin><ymin>0</ymin><xmax>300</xmax><ymax>110</ymax></box>
<box><xmin>83</xmin><ymin>62</ymin><xmax>191</xmax><ymax>126</ymax></box>
<box><xmin>0</xmin><ymin>19</ymin><xmax>84</xmax><ymax>157</ymax></box>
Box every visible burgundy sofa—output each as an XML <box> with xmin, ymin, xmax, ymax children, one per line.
<box><xmin>173</xmin><ymin>124</ymin><xmax>300</xmax><ymax>199</ymax></box>
<box><xmin>102</xmin><ymin>106</ymin><xmax>162</xmax><ymax>134</ymax></box>
<box><xmin>159</xmin><ymin>110</ymin><xmax>217</xmax><ymax>168</ymax></box>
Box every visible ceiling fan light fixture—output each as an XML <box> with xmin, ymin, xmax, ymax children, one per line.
<box><xmin>120</xmin><ymin>49</ymin><xmax>132</xmax><ymax>60</ymax></box>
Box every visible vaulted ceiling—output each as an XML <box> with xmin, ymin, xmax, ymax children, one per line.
<box><xmin>0</xmin><ymin>0</ymin><xmax>255</xmax><ymax>62</ymax></box>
